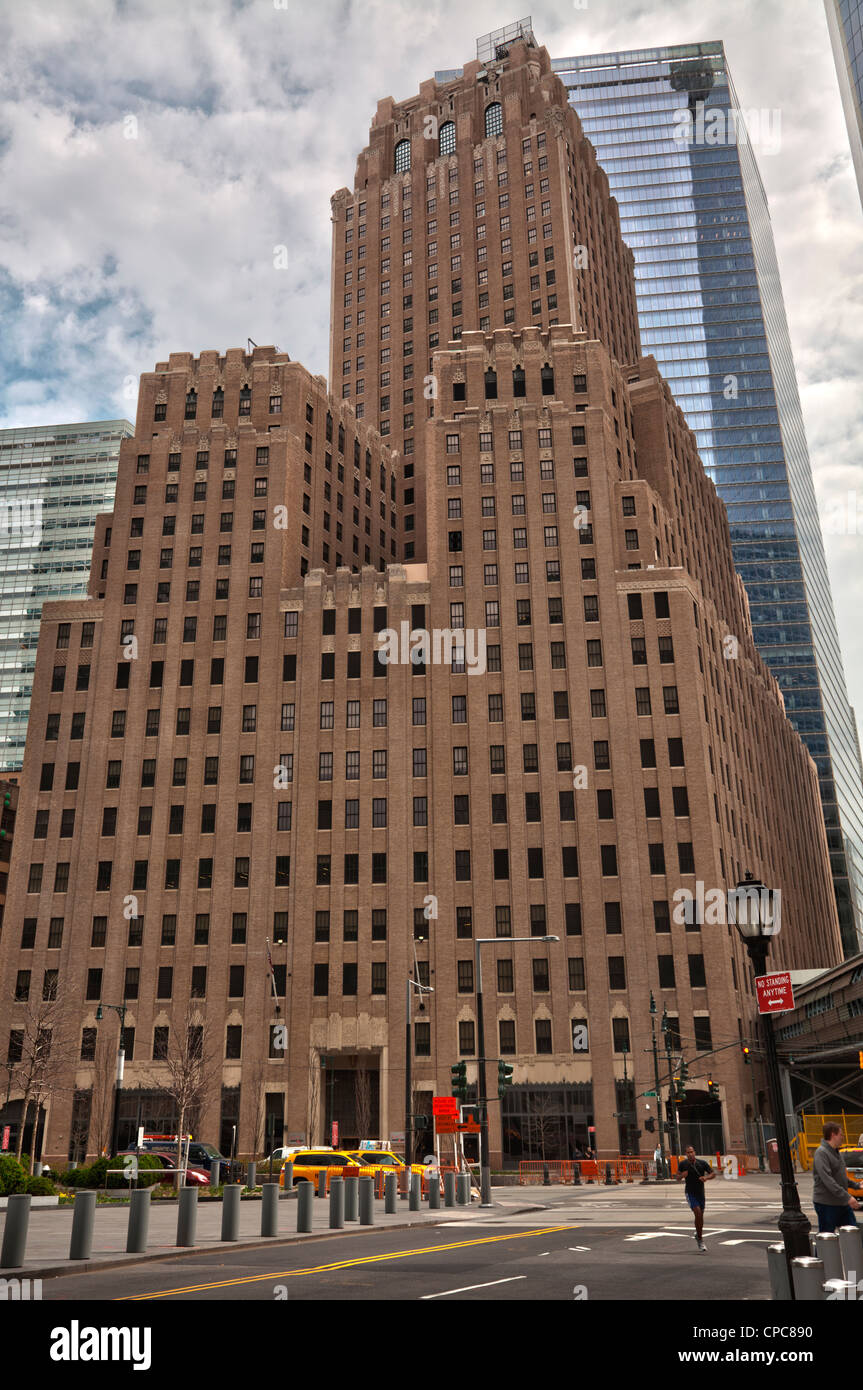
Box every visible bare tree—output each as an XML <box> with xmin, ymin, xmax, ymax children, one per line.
<box><xmin>308</xmin><ymin>1050</ymin><xmax>321</xmax><ymax>1147</ymax></box>
<box><xmin>525</xmin><ymin>1092</ymin><xmax>560</xmax><ymax>1162</ymax></box>
<box><xmin>11</xmin><ymin>991</ymin><xmax>71</xmax><ymax>1161</ymax></box>
<box><xmin>88</xmin><ymin>1032</ymin><xmax>118</xmax><ymax>1158</ymax></box>
<box><xmin>145</xmin><ymin>1003</ymin><xmax>217</xmax><ymax>1186</ymax></box>
<box><xmin>354</xmin><ymin>1062</ymin><xmax>373</xmax><ymax>1144</ymax></box>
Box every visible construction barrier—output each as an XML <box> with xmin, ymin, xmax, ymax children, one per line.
<box><xmin>517</xmin><ymin>1157</ymin><xmax>646</xmax><ymax>1185</ymax></box>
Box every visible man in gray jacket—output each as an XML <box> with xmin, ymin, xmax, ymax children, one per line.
<box><xmin>813</xmin><ymin>1122</ymin><xmax>860</xmax><ymax>1232</ymax></box>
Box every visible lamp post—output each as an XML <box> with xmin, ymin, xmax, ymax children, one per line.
<box><xmin>661</xmin><ymin>1007</ymin><xmax>682</xmax><ymax>1159</ymax></box>
<box><xmin>649</xmin><ymin>992</ymin><xmax>667</xmax><ymax>1179</ymax></box>
<box><xmin>405</xmin><ymin>973</ymin><xmax>434</xmax><ymax>1170</ymax></box>
<box><xmin>95</xmin><ymin>1001</ymin><xmax>127</xmax><ymax>1157</ymax></box>
<box><xmin>475</xmin><ymin>934</ymin><xmax>559</xmax><ymax>1208</ymax></box>
<box><xmin>728</xmin><ymin>873</ymin><xmax>810</xmax><ymax>1271</ymax></box>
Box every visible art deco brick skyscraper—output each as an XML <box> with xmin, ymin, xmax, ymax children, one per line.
<box><xmin>330</xmin><ymin>32</ymin><xmax>640</xmax><ymax>561</ymax></box>
<box><xmin>0</xmin><ymin>31</ymin><xmax>843</xmax><ymax>1165</ymax></box>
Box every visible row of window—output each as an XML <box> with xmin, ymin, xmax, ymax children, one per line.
<box><xmin>16</xmin><ymin>895</ymin><xmax>706</xmax><ymax>955</ymax></box>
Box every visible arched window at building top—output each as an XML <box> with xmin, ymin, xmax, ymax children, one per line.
<box><xmin>439</xmin><ymin>120</ymin><xmax>456</xmax><ymax>156</ymax></box>
<box><xmin>484</xmin><ymin>102</ymin><xmax>503</xmax><ymax>137</ymax></box>
<box><xmin>395</xmin><ymin>138</ymin><xmax>411</xmax><ymax>173</ymax></box>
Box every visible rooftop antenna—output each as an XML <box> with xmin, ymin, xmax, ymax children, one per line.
<box><xmin>247</xmin><ymin>338</ymin><xmax>258</xmax><ymax>354</ymax></box>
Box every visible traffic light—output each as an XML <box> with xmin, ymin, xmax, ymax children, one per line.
<box><xmin>497</xmin><ymin>1060</ymin><xmax>514</xmax><ymax>1099</ymax></box>
<box><xmin>707</xmin><ymin>1078</ymin><xmax>719</xmax><ymax>1100</ymax></box>
<box><xmin>644</xmin><ymin>1117</ymin><xmax>656</xmax><ymax>1133</ymax></box>
<box><xmin>450</xmin><ymin>1061</ymin><xmax>468</xmax><ymax>1102</ymax></box>
<box><xmin>742</xmin><ymin>1044</ymin><xmax>751</xmax><ymax>1065</ymax></box>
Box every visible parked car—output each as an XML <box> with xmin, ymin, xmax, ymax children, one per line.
<box><xmin>139</xmin><ymin>1135</ymin><xmax>230</xmax><ymax>1180</ymax></box>
<box><xmin>344</xmin><ymin>1148</ymin><xmax>444</xmax><ymax>1194</ymax></box>
<box><xmin>278</xmin><ymin>1149</ymin><xmax>361</xmax><ymax>1190</ymax></box>
<box><xmin>840</xmin><ymin>1146</ymin><xmax>863</xmax><ymax>1192</ymax></box>
<box><xmin>263</xmin><ymin>1146</ymin><xmax>308</xmax><ymax>1169</ymax></box>
<box><xmin>119</xmin><ymin>1149</ymin><xmax>211</xmax><ymax>1186</ymax></box>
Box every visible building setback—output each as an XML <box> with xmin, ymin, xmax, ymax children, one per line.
<box><xmin>0</xmin><ymin>32</ymin><xmax>844</xmax><ymax>1165</ymax></box>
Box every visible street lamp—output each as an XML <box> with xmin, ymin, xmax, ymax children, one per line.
<box><xmin>649</xmin><ymin>992</ymin><xmax>667</xmax><ymax>1180</ymax></box>
<box><xmin>475</xmin><ymin>934</ymin><xmax>559</xmax><ymax>1208</ymax></box>
<box><xmin>728</xmin><ymin>873</ymin><xmax>810</xmax><ymax>1272</ymax></box>
<box><xmin>405</xmin><ymin>973</ymin><xmax>434</xmax><ymax>1172</ymax></box>
<box><xmin>95</xmin><ymin>1001</ymin><xmax>127</xmax><ymax>1157</ymax></box>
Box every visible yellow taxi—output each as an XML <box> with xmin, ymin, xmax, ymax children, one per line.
<box><xmin>278</xmin><ymin>1148</ymin><xmax>361</xmax><ymax>1191</ymax></box>
<box><xmin>344</xmin><ymin>1147</ymin><xmax>443</xmax><ymax>1194</ymax></box>
<box><xmin>840</xmin><ymin>1145</ymin><xmax>863</xmax><ymax>1194</ymax></box>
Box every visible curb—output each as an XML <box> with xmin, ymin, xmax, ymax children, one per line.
<box><xmin>7</xmin><ymin>1203</ymin><xmax>537</xmax><ymax>1281</ymax></box>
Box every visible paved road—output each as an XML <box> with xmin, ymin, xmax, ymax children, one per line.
<box><xmin>40</xmin><ymin>1183</ymin><xmax>784</xmax><ymax>1301</ymax></box>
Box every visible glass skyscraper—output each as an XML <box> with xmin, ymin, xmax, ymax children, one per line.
<box><xmin>825</xmin><ymin>0</ymin><xmax>863</xmax><ymax>204</ymax></box>
<box><xmin>548</xmin><ymin>42</ymin><xmax>863</xmax><ymax>953</ymax></box>
<box><xmin>0</xmin><ymin>420</ymin><xmax>132</xmax><ymax>771</ymax></box>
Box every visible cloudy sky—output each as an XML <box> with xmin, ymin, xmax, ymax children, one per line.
<box><xmin>1</xmin><ymin>0</ymin><xmax>862</xmax><ymax>720</ymax></box>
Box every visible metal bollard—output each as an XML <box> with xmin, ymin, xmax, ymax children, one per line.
<box><xmin>359</xmin><ymin>1174</ymin><xmax>374</xmax><ymax>1225</ymax></box>
<box><xmin>815</xmin><ymin>1232</ymin><xmax>844</xmax><ymax>1283</ymax></box>
<box><xmin>261</xmin><ymin>1183</ymin><xmax>279</xmax><ymax>1238</ymax></box>
<box><xmin>221</xmin><ymin>1183</ymin><xmax>241</xmax><ymax>1241</ymax></box>
<box><xmin>344</xmin><ymin>1175</ymin><xmax>359</xmax><ymax>1221</ymax></box>
<box><xmin>444</xmin><ymin>1170</ymin><xmax>456</xmax><ymax>1207</ymax></box>
<box><xmin>177</xmin><ymin>1186</ymin><xmax>198</xmax><ymax>1246</ymax></box>
<box><xmin>297</xmin><ymin>1181</ymin><xmax>313</xmax><ymax>1232</ymax></box>
<box><xmin>604</xmin><ymin>1163</ymin><xmax>613</xmax><ymax>1186</ymax></box>
<box><xmin>0</xmin><ymin>1193</ymin><xmax>31</xmax><ymax>1268</ymax></box>
<box><xmin>838</xmin><ymin>1224</ymin><xmax>863</xmax><ymax>1281</ymax></box>
<box><xmin>329</xmin><ymin>1176</ymin><xmax>345</xmax><ymax>1229</ymax></box>
<box><xmin>428</xmin><ymin>1175</ymin><xmax>440</xmax><ymax>1210</ymax></box>
<box><xmin>247</xmin><ymin>1161</ymin><xmax>256</xmax><ymax>1190</ymax></box>
<box><xmin>409</xmin><ymin>1171</ymin><xmax>421</xmax><ymax>1211</ymax></box>
<box><xmin>384</xmin><ymin>1171</ymin><xmax>397</xmax><ymax>1214</ymax></box>
<box><xmin>283</xmin><ymin>1160</ymin><xmax>293</xmax><ymax>1191</ymax></box>
<box><xmin>126</xmin><ymin>1188</ymin><xmax>151</xmax><ymax>1255</ymax></box>
<box><xmin>69</xmin><ymin>1191</ymin><xmax>97</xmax><ymax>1260</ymax></box>
<box><xmin>766</xmin><ymin>1244</ymin><xmax>792</xmax><ymax>1301</ymax></box>
<box><xmin>573</xmin><ymin>1163</ymin><xmax>581</xmax><ymax>1186</ymax></box>
<box><xmin>33</xmin><ymin>1162</ymin><xmax>43</xmax><ymax>1178</ymax></box>
<box><xmin>210</xmin><ymin>1160</ymin><xmax>220</xmax><ymax>1188</ymax></box>
<box><xmin>791</xmin><ymin>1256</ymin><xmax>826</xmax><ymax>1301</ymax></box>
<box><xmin>542</xmin><ymin>1163</ymin><xmax>550</xmax><ymax>1186</ymax></box>
<box><xmin>317</xmin><ymin>1169</ymin><xmax>327</xmax><ymax>1199</ymax></box>
<box><xmin>456</xmin><ymin>1173</ymin><xmax>471</xmax><ymax>1206</ymax></box>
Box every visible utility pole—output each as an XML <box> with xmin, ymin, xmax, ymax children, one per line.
<box><xmin>649</xmin><ymin>993</ymin><xmax>667</xmax><ymax>1178</ymax></box>
<box><xmin>662</xmin><ymin>1007</ymin><xmax>682</xmax><ymax>1158</ymax></box>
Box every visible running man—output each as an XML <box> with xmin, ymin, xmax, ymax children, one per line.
<box><xmin>676</xmin><ymin>1145</ymin><xmax>715</xmax><ymax>1252</ymax></box>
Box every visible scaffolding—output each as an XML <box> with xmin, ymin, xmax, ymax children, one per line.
<box><xmin>476</xmin><ymin>18</ymin><xmax>536</xmax><ymax>66</ymax></box>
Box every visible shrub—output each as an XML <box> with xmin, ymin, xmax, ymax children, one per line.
<box><xmin>106</xmin><ymin>1154</ymin><xmax>163</xmax><ymax>1189</ymax></box>
<box><xmin>0</xmin><ymin>1155</ymin><xmax>26</xmax><ymax>1196</ymax></box>
<box><xmin>26</xmin><ymin>1175</ymin><xmax>56</xmax><ymax>1196</ymax></box>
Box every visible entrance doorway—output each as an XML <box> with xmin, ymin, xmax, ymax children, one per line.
<box><xmin>319</xmin><ymin>1053</ymin><xmax>380</xmax><ymax>1148</ymax></box>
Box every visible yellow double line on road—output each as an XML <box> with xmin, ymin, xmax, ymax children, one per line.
<box><xmin>118</xmin><ymin>1226</ymin><xmax>573</xmax><ymax>1299</ymax></box>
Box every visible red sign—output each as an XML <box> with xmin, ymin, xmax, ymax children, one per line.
<box><xmin>433</xmin><ymin>1096</ymin><xmax>459</xmax><ymax>1116</ymax></box>
<box><xmin>459</xmin><ymin>1118</ymin><xmax>481</xmax><ymax>1134</ymax></box>
<box><xmin>331</xmin><ymin>1121</ymin><xmax>339</xmax><ymax>1147</ymax></box>
<box><xmin>435</xmin><ymin>1116</ymin><xmax>459</xmax><ymax>1134</ymax></box>
<box><xmin>756</xmin><ymin>972</ymin><xmax>794</xmax><ymax>1016</ymax></box>
<box><xmin>1</xmin><ymin>1126</ymin><xmax>8</xmax><ymax>1152</ymax></box>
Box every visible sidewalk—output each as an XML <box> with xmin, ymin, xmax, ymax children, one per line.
<box><xmin>0</xmin><ymin>1190</ymin><xmax>541</xmax><ymax>1281</ymax></box>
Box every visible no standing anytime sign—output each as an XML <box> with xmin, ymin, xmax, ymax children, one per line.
<box><xmin>755</xmin><ymin>971</ymin><xmax>795</xmax><ymax>1016</ymax></box>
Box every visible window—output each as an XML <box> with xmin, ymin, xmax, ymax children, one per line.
<box><xmin>609</xmin><ymin>957</ymin><xmax>626</xmax><ymax>991</ymax></box>
<box><xmin>371</xmin><ymin>962</ymin><xmax>387</xmax><ymax>995</ymax></box>
<box><xmin>459</xmin><ymin>1021</ymin><xmax>475</xmax><ymax>1056</ymax></box>
<box><xmin>535</xmin><ymin>1019</ymin><xmax>552</xmax><ymax>1054</ymax></box>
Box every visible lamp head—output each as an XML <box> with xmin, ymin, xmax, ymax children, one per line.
<box><xmin>728</xmin><ymin>872</ymin><xmax>780</xmax><ymax>940</ymax></box>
